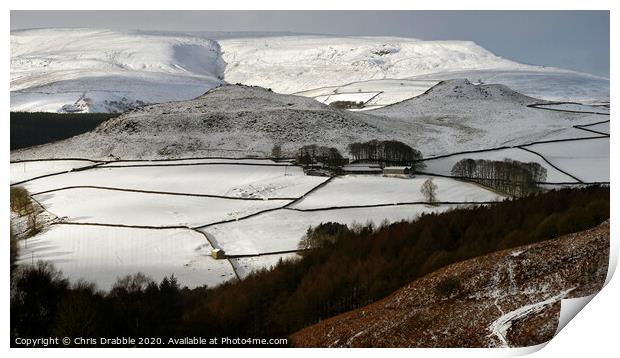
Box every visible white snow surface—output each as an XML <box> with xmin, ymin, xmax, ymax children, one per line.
<box><xmin>17</xmin><ymin>224</ymin><xmax>236</xmax><ymax>290</ymax></box>
<box><xmin>33</xmin><ymin>188</ymin><xmax>289</xmax><ymax>227</ymax></box>
<box><xmin>579</xmin><ymin>121</ymin><xmax>609</xmax><ymax>135</ymax></box>
<box><xmin>201</xmin><ymin>204</ymin><xmax>451</xmax><ymax>256</ymax></box>
<box><xmin>230</xmin><ymin>253</ymin><xmax>300</xmax><ymax>279</ymax></box>
<box><xmin>220</xmin><ymin>35</ymin><xmax>529</xmax><ymax>94</ymax></box>
<box><xmin>290</xmin><ymin>175</ymin><xmax>503</xmax><ymax>210</ymax></box>
<box><xmin>534</xmin><ymin>103</ymin><xmax>610</xmax><ymax>114</ymax></box>
<box><xmin>10</xmin><ymin>159</ymin><xmax>100</xmax><ymax>184</ymax></box>
<box><xmin>523</xmin><ymin>137</ymin><xmax>610</xmax><ymax>183</ymax></box>
<box><xmin>19</xmin><ymin>163</ymin><xmax>325</xmax><ymax>199</ymax></box>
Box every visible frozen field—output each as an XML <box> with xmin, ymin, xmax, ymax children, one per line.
<box><xmin>201</xmin><ymin>204</ymin><xmax>452</xmax><ymax>256</ymax></box>
<box><xmin>33</xmin><ymin>187</ymin><xmax>289</xmax><ymax>227</ymax></box>
<box><xmin>17</xmin><ymin>224</ymin><xmax>236</xmax><ymax>290</ymax></box>
<box><xmin>578</xmin><ymin>121</ymin><xmax>610</xmax><ymax>135</ymax></box>
<box><xmin>10</xmin><ymin>159</ymin><xmax>100</xmax><ymax>184</ymax></box>
<box><xmin>523</xmin><ymin>137</ymin><xmax>610</xmax><ymax>183</ymax></box>
<box><xmin>533</xmin><ymin>126</ymin><xmax>607</xmax><ymax>142</ymax></box>
<box><xmin>297</xmin><ymin>79</ymin><xmax>441</xmax><ymax>108</ymax></box>
<box><xmin>19</xmin><ymin>163</ymin><xmax>326</xmax><ymax>198</ymax></box>
<box><xmin>534</xmin><ymin>103</ymin><xmax>610</xmax><ymax>114</ymax></box>
<box><xmin>314</xmin><ymin>92</ymin><xmax>379</xmax><ymax>106</ymax></box>
<box><xmin>290</xmin><ymin>175</ymin><xmax>502</xmax><ymax>210</ymax></box>
<box><xmin>230</xmin><ymin>253</ymin><xmax>300</xmax><ymax>279</ymax></box>
<box><xmin>421</xmin><ymin>148</ymin><xmax>579</xmax><ymax>183</ymax></box>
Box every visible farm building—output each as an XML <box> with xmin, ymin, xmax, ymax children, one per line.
<box><xmin>342</xmin><ymin>164</ymin><xmax>383</xmax><ymax>175</ymax></box>
<box><xmin>383</xmin><ymin>166</ymin><xmax>413</xmax><ymax>177</ymax></box>
<box><xmin>211</xmin><ymin>248</ymin><xmax>226</xmax><ymax>259</ymax></box>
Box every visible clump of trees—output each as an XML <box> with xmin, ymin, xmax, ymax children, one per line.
<box><xmin>296</xmin><ymin>144</ymin><xmax>347</xmax><ymax>168</ymax></box>
<box><xmin>451</xmin><ymin>159</ymin><xmax>547</xmax><ymax>197</ymax></box>
<box><xmin>329</xmin><ymin>101</ymin><xmax>365</xmax><ymax>109</ymax></box>
<box><xmin>348</xmin><ymin>140</ymin><xmax>424</xmax><ymax>169</ymax></box>
<box><xmin>421</xmin><ymin>178</ymin><xmax>438</xmax><ymax>204</ymax></box>
<box><xmin>10</xmin><ymin>186</ymin><xmax>41</xmax><ymax>236</ymax></box>
<box><xmin>298</xmin><ymin>222</ymin><xmax>350</xmax><ymax>251</ymax></box>
<box><xmin>9</xmin><ymin>186</ymin><xmax>609</xmax><ymax>345</ymax></box>
<box><xmin>10</xmin><ymin>186</ymin><xmax>32</xmax><ymax>215</ymax></box>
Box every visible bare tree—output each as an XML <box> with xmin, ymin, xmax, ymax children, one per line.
<box><xmin>421</xmin><ymin>178</ymin><xmax>438</xmax><ymax>204</ymax></box>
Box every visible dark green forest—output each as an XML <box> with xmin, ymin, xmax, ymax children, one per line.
<box><xmin>10</xmin><ymin>186</ymin><xmax>609</xmax><ymax>347</ymax></box>
<box><xmin>10</xmin><ymin>112</ymin><xmax>116</xmax><ymax>150</ymax></box>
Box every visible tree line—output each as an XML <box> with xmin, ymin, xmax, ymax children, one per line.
<box><xmin>348</xmin><ymin>140</ymin><xmax>424</xmax><ymax>168</ymax></box>
<box><xmin>451</xmin><ymin>158</ymin><xmax>547</xmax><ymax>197</ymax></box>
<box><xmin>296</xmin><ymin>144</ymin><xmax>347</xmax><ymax>168</ymax></box>
<box><xmin>10</xmin><ymin>186</ymin><xmax>609</xmax><ymax>346</ymax></box>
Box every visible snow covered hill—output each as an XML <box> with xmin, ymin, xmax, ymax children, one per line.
<box><xmin>11</xmin><ymin>28</ymin><xmax>225</xmax><ymax>112</ymax></box>
<box><xmin>10</xmin><ymin>81</ymin><xmax>605</xmax><ymax>161</ymax></box>
<box><xmin>10</xmin><ymin>29</ymin><xmax>609</xmax><ymax>112</ymax></box>
<box><xmin>218</xmin><ymin>35</ymin><xmax>530</xmax><ymax>94</ymax></box>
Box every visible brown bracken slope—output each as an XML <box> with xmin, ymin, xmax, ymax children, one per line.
<box><xmin>290</xmin><ymin>221</ymin><xmax>609</xmax><ymax>348</ymax></box>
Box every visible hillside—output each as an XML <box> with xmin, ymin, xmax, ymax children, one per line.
<box><xmin>10</xmin><ymin>85</ymin><xmax>388</xmax><ymax>159</ymax></box>
<box><xmin>369</xmin><ymin>79</ymin><xmax>604</xmax><ymax>152</ymax></box>
<box><xmin>290</xmin><ymin>221</ymin><xmax>609</xmax><ymax>348</ymax></box>
<box><xmin>10</xmin><ymin>80</ymin><xmax>604</xmax><ymax>160</ymax></box>
<box><xmin>11</xmin><ymin>28</ymin><xmax>225</xmax><ymax>113</ymax></box>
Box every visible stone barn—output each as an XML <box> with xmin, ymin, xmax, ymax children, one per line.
<box><xmin>211</xmin><ymin>248</ymin><xmax>226</xmax><ymax>259</ymax></box>
<box><xmin>383</xmin><ymin>166</ymin><xmax>413</xmax><ymax>177</ymax></box>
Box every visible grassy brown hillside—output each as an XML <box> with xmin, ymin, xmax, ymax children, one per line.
<box><xmin>290</xmin><ymin>221</ymin><xmax>609</xmax><ymax>348</ymax></box>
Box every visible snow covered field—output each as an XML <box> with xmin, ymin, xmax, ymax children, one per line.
<box><xmin>17</xmin><ymin>163</ymin><xmax>325</xmax><ymax>198</ymax></box>
<box><xmin>33</xmin><ymin>187</ymin><xmax>289</xmax><ymax>227</ymax></box>
<box><xmin>523</xmin><ymin>137</ymin><xmax>610</xmax><ymax>183</ymax></box>
<box><xmin>14</xmin><ymin>159</ymin><xmax>465</xmax><ymax>288</ymax></box>
<box><xmin>201</xmin><ymin>204</ymin><xmax>451</xmax><ymax>256</ymax></box>
<box><xmin>17</xmin><ymin>224</ymin><xmax>236</xmax><ymax>290</ymax></box>
<box><xmin>296</xmin><ymin>79</ymin><xmax>441</xmax><ymax>108</ymax></box>
<box><xmin>579</xmin><ymin>121</ymin><xmax>610</xmax><ymax>135</ymax></box>
<box><xmin>534</xmin><ymin>103</ymin><xmax>610</xmax><ymax>114</ymax></box>
<box><xmin>290</xmin><ymin>175</ymin><xmax>502</xmax><ymax>210</ymax></box>
<box><xmin>421</xmin><ymin>148</ymin><xmax>580</xmax><ymax>183</ymax></box>
<box><xmin>230</xmin><ymin>253</ymin><xmax>300</xmax><ymax>279</ymax></box>
<box><xmin>10</xmin><ymin>159</ymin><xmax>100</xmax><ymax>184</ymax></box>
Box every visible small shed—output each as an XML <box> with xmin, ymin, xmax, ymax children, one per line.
<box><xmin>383</xmin><ymin>166</ymin><xmax>413</xmax><ymax>177</ymax></box>
<box><xmin>211</xmin><ymin>248</ymin><xmax>226</xmax><ymax>259</ymax></box>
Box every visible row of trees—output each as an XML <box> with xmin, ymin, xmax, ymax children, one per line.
<box><xmin>10</xmin><ymin>186</ymin><xmax>609</xmax><ymax>344</ymax></box>
<box><xmin>296</xmin><ymin>144</ymin><xmax>347</xmax><ymax>168</ymax></box>
<box><xmin>347</xmin><ymin>140</ymin><xmax>424</xmax><ymax>168</ymax></box>
<box><xmin>451</xmin><ymin>158</ymin><xmax>547</xmax><ymax>197</ymax></box>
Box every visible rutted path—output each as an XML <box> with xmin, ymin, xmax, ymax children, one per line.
<box><xmin>487</xmin><ymin>288</ymin><xmax>575</xmax><ymax>347</ymax></box>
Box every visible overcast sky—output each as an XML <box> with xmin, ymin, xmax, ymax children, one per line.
<box><xmin>11</xmin><ymin>10</ymin><xmax>610</xmax><ymax>77</ymax></box>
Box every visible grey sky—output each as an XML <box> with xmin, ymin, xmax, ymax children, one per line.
<box><xmin>11</xmin><ymin>10</ymin><xmax>610</xmax><ymax>77</ymax></box>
